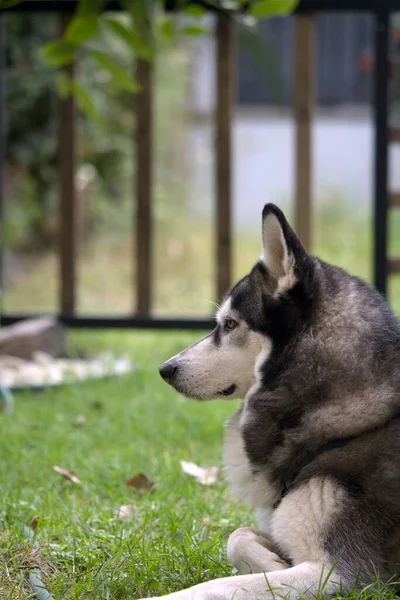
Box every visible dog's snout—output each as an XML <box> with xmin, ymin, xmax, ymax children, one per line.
<box><xmin>159</xmin><ymin>361</ymin><xmax>178</xmax><ymax>381</ymax></box>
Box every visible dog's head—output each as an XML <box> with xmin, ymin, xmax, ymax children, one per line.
<box><xmin>159</xmin><ymin>204</ymin><xmax>316</xmax><ymax>400</ymax></box>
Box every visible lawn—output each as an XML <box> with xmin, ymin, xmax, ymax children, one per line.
<box><xmin>1</xmin><ymin>204</ymin><xmax>400</xmax><ymax>599</ymax></box>
<box><xmin>0</xmin><ymin>330</ymin><xmax>252</xmax><ymax>600</ymax></box>
<box><xmin>1</xmin><ymin>329</ymin><xmax>400</xmax><ymax>600</ymax></box>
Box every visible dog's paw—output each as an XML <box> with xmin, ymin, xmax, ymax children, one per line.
<box><xmin>227</xmin><ymin>527</ymin><xmax>289</xmax><ymax>574</ymax></box>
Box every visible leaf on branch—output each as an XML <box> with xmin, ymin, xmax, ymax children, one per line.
<box><xmin>158</xmin><ymin>18</ymin><xmax>176</xmax><ymax>43</ymax></box>
<box><xmin>182</xmin><ymin>25</ymin><xmax>209</xmax><ymax>36</ymax></box>
<box><xmin>103</xmin><ymin>17</ymin><xmax>151</xmax><ymax>60</ymax></box>
<box><xmin>182</xmin><ymin>4</ymin><xmax>207</xmax><ymax>17</ymax></box>
<box><xmin>55</xmin><ymin>74</ymin><xmax>99</xmax><ymax>123</ymax></box>
<box><xmin>41</xmin><ymin>40</ymin><xmax>77</xmax><ymax>67</ymax></box>
<box><xmin>89</xmin><ymin>49</ymin><xmax>140</xmax><ymax>92</ymax></box>
<box><xmin>64</xmin><ymin>15</ymin><xmax>99</xmax><ymax>45</ymax></box>
<box><xmin>249</xmin><ymin>0</ymin><xmax>299</xmax><ymax>18</ymax></box>
<box><xmin>71</xmin><ymin>81</ymin><xmax>101</xmax><ymax>122</ymax></box>
<box><xmin>122</xmin><ymin>0</ymin><xmax>153</xmax><ymax>53</ymax></box>
<box><xmin>76</xmin><ymin>0</ymin><xmax>108</xmax><ymax>16</ymax></box>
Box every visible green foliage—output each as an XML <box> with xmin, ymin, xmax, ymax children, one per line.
<box><xmin>64</xmin><ymin>13</ymin><xmax>99</xmax><ymax>44</ymax></box>
<box><xmin>41</xmin><ymin>39</ymin><xmax>77</xmax><ymax>66</ymax></box>
<box><xmin>2</xmin><ymin>0</ymin><xmax>299</xmax><ymax>253</ymax></box>
<box><xmin>5</xmin><ymin>15</ymin><xmax>59</xmax><ymax>249</ymax></box>
<box><xmin>35</xmin><ymin>0</ymin><xmax>299</xmax><ymax>120</ymax></box>
<box><xmin>250</xmin><ymin>0</ymin><xmax>298</xmax><ymax>17</ymax></box>
<box><xmin>4</xmin><ymin>9</ymin><xmax>194</xmax><ymax>253</ymax></box>
<box><xmin>103</xmin><ymin>16</ymin><xmax>152</xmax><ymax>58</ymax></box>
<box><xmin>4</xmin><ymin>13</ymin><xmax>133</xmax><ymax>250</ymax></box>
<box><xmin>89</xmin><ymin>48</ymin><xmax>140</xmax><ymax>91</ymax></box>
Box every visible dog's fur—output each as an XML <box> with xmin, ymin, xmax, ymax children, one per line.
<box><xmin>151</xmin><ymin>204</ymin><xmax>400</xmax><ymax>599</ymax></box>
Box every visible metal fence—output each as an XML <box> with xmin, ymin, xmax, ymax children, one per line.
<box><xmin>238</xmin><ymin>13</ymin><xmax>374</xmax><ymax>105</ymax></box>
<box><xmin>0</xmin><ymin>0</ymin><xmax>398</xmax><ymax>330</ymax></box>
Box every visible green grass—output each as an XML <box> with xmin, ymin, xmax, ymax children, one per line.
<box><xmin>1</xmin><ymin>330</ymin><xmax>400</xmax><ymax>600</ymax></box>
<box><xmin>0</xmin><ymin>331</ymin><xmax>250</xmax><ymax>599</ymax></box>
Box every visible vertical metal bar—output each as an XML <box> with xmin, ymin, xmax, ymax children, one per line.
<box><xmin>216</xmin><ymin>13</ymin><xmax>234</xmax><ymax>302</ymax></box>
<box><xmin>294</xmin><ymin>13</ymin><xmax>315</xmax><ymax>252</ymax></box>
<box><xmin>59</xmin><ymin>14</ymin><xmax>76</xmax><ymax>315</ymax></box>
<box><xmin>0</xmin><ymin>17</ymin><xmax>4</xmax><ymax>321</ymax></box>
<box><xmin>373</xmin><ymin>10</ymin><xmax>390</xmax><ymax>297</ymax></box>
<box><xmin>135</xmin><ymin>57</ymin><xmax>152</xmax><ymax>314</ymax></box>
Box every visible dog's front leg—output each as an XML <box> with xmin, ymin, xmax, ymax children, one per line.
<box><xmin>227</xmin><ymin>526</ymin><xmax>289</xmax><ymax>574</ymax></box>
<box><xmin>145</xmin><ymin>561</ymin><xmax>341</xmax><ymax>600</ymax></box>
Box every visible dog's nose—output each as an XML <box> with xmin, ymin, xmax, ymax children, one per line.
<box><xmin>159</xmin><ymin>361</ymin><xmax>178</xmax><ymax>381</ymax></box>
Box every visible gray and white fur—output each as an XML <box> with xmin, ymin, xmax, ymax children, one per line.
<box><xmin>150</xmin><ymin>204</ymin><xmax>400</xmax><ymax>599</ymax></box>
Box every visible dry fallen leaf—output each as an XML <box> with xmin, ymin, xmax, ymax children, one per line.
<box><xmin>180</xmin><ymin>460</ymin><xmax>219</xmax><ymax>486</ymax></box>
<box><xmin>117</xmin><ymin>504</ymin><xmax>135</xmax><ymax>520</ymax></box>
<box><xmin>91</xmin><ymin>401</ymin><xmax>103</xmax><ymax>411</ymax></box>
<box><xmin>53</xmin><ymin>465</ymin><xmax>81</xmax><ymax>485</ymax></box>
<box><xmin>29</xmin><ymin>515</ymin><xmax>41</xmax><ymax>531</ymax></box>
<box><xmin>126</xmin><ymin>473</ymin><xmax>154</xmax><ymax>491</ymax></box>
<box><xmin>73</xmin><ymin>415</ymin><xmax>87</xmax><ymax>427</ymax></box>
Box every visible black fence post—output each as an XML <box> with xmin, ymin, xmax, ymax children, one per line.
<box><xmin>373</xmin><ymin>9</ymin><xmax>390</xmax><ymax>297</ymax></box>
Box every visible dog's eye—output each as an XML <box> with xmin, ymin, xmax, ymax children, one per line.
<box><xmin>224</xmin><ymin>318</ymin><xmax>238</xmax><ymax>331</ymax></box>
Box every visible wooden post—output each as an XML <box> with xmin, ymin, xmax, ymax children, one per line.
<box><xmin>135</xmin><ymin>58</ymin><xmax>153</xmax><ymax>315</ymax></box>
<box><xmin>294</xmin><ymin>14</ymin><xmax>315</xmax><ymax>252</ymax></box>
<box><xmin>216</xmin><ymin>13</ymin><xmax>234</xmax><ymax>302</ymax></box>
<box><xmin>59</xmin><ymin>14</ymin><xmax>76</xmax><ymax>316</ymax></box>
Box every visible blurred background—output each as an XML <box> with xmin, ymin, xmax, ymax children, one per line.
<box><xmin>1</xmin><ymin>8</ymin><xmax>400</xmax><ymax>598</ymax></box>
<box><xmin>1</xmin><ymin>9</ymin><xmax>399</xmax><ymax>319</ymax></box>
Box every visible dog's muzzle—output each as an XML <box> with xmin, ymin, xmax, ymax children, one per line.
<box><xmin>159</xmin><ymin>360</ymin><xmax>178</xmax><ymax>383</ymax></box>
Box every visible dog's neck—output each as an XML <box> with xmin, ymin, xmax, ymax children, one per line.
<box><xmin>224</xmin><ymin>393</ymin><xmax>400</xmax><ymax>515</ymax></box>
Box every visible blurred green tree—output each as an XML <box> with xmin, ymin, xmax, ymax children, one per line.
<box><xmin>2</xmin><ymin>0</ymin><xmax>298</xmax><ymax>252</ymax></box>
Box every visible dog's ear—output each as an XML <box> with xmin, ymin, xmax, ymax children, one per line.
<box><xmin>261</xmin><ymin>203</ymin><xmax>309</xmax><ymax>293</ymax></box>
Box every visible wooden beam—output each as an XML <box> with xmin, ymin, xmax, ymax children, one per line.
<box><xmin>216</xmin><ymin>13</ymin><xmax>234</xmax><ymax>301</ymax></box>
<box><xmin>59</xmin><ymin>14</ymin><xmax>76</xmax><ymax>316</ymax></box>
<box><xmin>294</xmin><ymin>13</ymin><xmax>315</xmax><ymax>252</ymax></box>
<box><xmin>389</xmin><ymin>127</ymin><xmax>400</xmax><ymax>143</ymax></box>
<box><xmin>388</xmin><ymin>258</ymin><xmax>400</xmax><ymax>274</ymax></box>
<box><xmin>389</xmin><ymin>192</ymin><xmax>400</xmax><ymax>207</ymax></box>
<box><xmin>135</xmin><ymin>58</ymin><xmax>153</xmax><ymax>315</ymax></box>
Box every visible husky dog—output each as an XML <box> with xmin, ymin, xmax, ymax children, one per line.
<box><xmin>152</xmin><ymin>204</ymin><xmax>400</xmax><ymax>600</ymax></box>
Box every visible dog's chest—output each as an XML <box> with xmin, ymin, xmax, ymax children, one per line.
<box><xmin>223</xmin><ymin>409</ymin><xmax>280</xmax><ymax>512</ymax></box>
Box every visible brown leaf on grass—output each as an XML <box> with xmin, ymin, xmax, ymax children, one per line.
<box><xmin>180</xmin><ymin>460</ymin><xmax>219</xmax><ymax>486</ymax></box>
<box><xmin>52</xmin><ymin>465</ymin><xmax>81</xmax><ymax>485</ymax></box>
<box><xmin>29</xmin><ymin>515</ymin><xmax>41</xmax><ymax>531</ymax></box>
<box><xmin>116</xmin><ymin>504</ymin><xmax>135</xmax><ymax>520</ymax></box>
<box><xmin>91</xmin><ymin>401</ymin><xmax>103</xmax><ymax>411</ymax></box>
<box><xmin>126</xmin><ymin>473</ymin><xmax>154</xmax><ymax>491</ymax></box>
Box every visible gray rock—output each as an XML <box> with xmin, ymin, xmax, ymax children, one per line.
<box><xmin>0</xmin><ymin>317</ymin><xmax>66</xmax><ymax>359</ymax></box>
